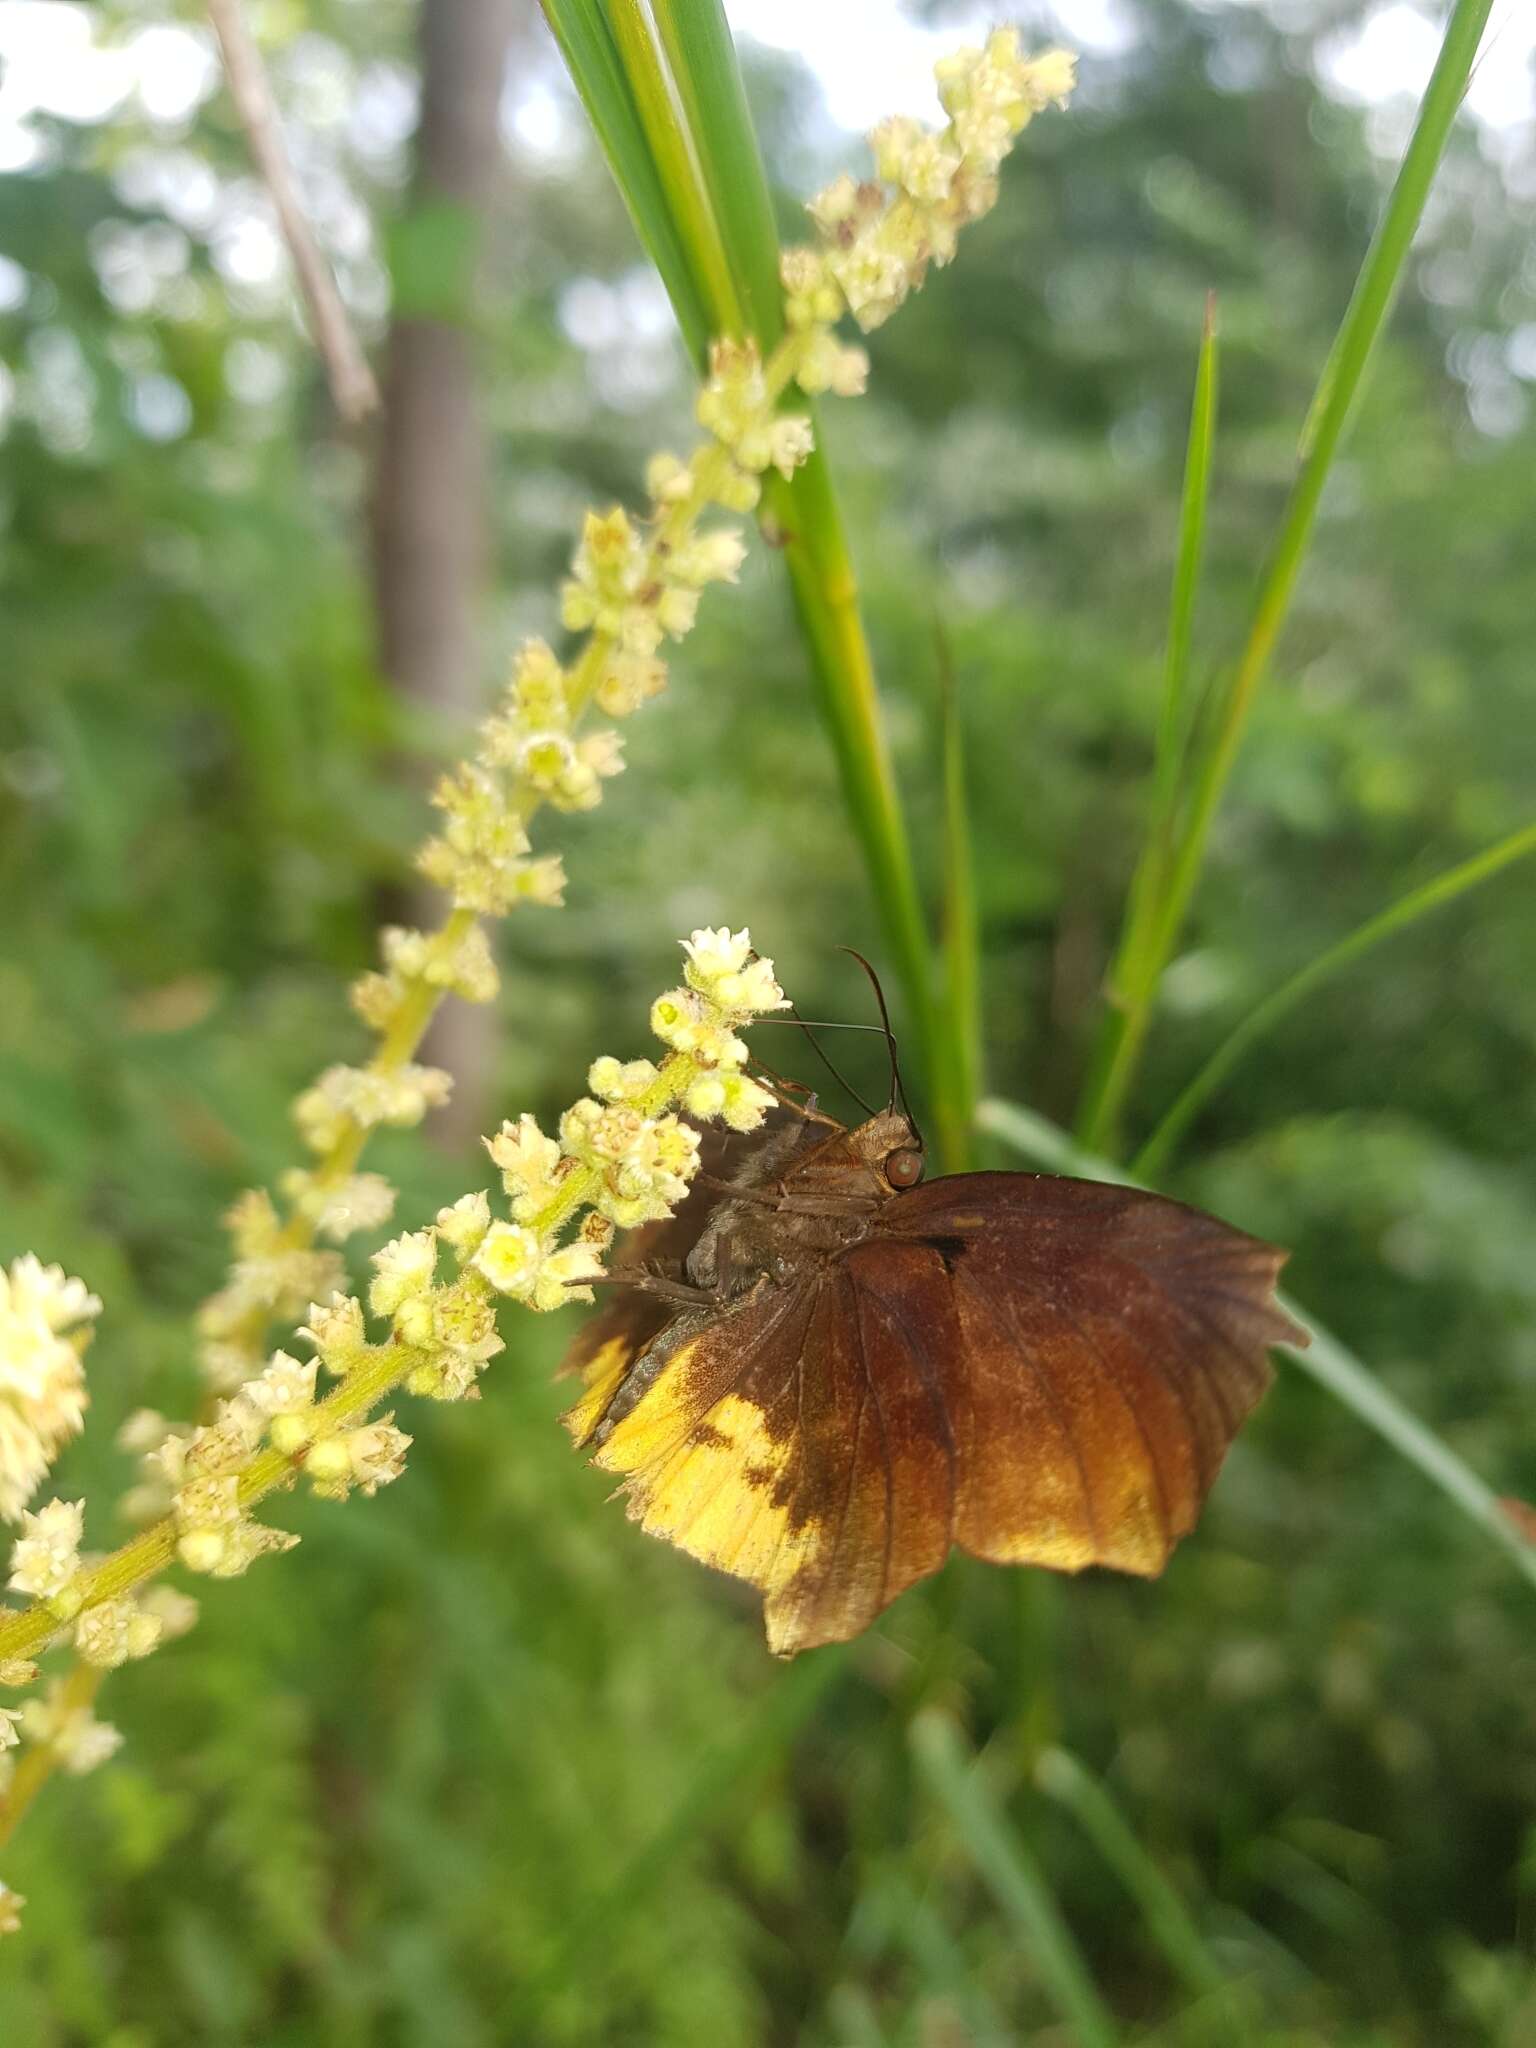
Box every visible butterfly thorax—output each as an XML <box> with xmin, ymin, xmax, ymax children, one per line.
<box><xmin>683</xmin><ymin>1109</ymin><xmax>918</xmax><ymax>1299</ymax></box>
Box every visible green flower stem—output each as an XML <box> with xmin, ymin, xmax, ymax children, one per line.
<box><xmin>766</xmin><ymin>453</ymin><xmax>942</xmax><ymax>1118</ymax></box>
<box><xmin>0</xmin><ymin>1337</ymin><xmax>434</xmax><ymax>1668</ymax></box>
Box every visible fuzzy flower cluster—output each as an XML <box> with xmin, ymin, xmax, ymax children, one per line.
<box><xmin>103</xmin><ymin>926</ymin><xmax>783</xmax><ymax>1612</ymax></box>
<box><xmin>0</xmin><ymin>1489</ymin><xmax>201</xmax><ymax>1898</ymax></box>
<box><xmin>0</xmin><ymin>932</ymin><xmax>792</xmax><ymax>1862</ymax></box>
<box><xmin>6</xmin><ymin>1491</ymin><xmax>200</xmax><ymax>1653</ymax></box>
<box><xmin>781</xmin><ymin>33</ymin><xmax>1075</xmax><ymax>337</ymax></box>
<box><xmin>473</xmin><ymin>927</ymin><xmax>786</xmax><ymax>1313</ymax></box>
<box><xmin>192</xmin><ymin>246</ymin><xmax>828</xmax><ymax>1398</ymax></box>
<box><xmin>0</xmin><ymin>1257</ymin><xmax>98</xmax><ymax>1524</ymax></box>
<box><xmin>194</xmin><ymin>1187</ymin><xmax>349</xmax><ymax>1396</ymax></box>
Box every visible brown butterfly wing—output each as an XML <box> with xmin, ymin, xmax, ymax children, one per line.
<box><xmin>872</xmin><ymin>1172</ymin><xmax>1304</xmax><ymax>1577</ymax></box>
<box><xmin>573</xmin><ymin>1166</ymin><xmax>1305</xmax><ymax>1657</ymax></box>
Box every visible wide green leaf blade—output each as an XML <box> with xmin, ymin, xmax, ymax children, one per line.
<box><xmin>650</xmin><ymin>0</ymin><xmax>786</xmax><ymax>344</ymax></box>
<box><xmin>600</xmin><ymin>0</ymin><xmax>743</xmax><ymax>335</ymax></box>
<box><xmin>539</xmin><ymin>0</ymin><xmax>712</xmax><ymax>356</ymax></box>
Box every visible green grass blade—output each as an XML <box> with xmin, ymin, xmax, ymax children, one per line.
<box><xmin>765</xmin><ymin>458</ymin><xmax>939</xmax><ymax>1095</ymax></box>
<box><xmin>597</xmin><ymin>3</ymin><xmax>939</xmax><ymax>1089</ymax></box>
<box><xmin>599</xmin><ymin>0</ymin><xmax>744</xmax><ymax>335</ymax></box>
<box><xmin>875</xmin><ymin>1870</ymin><xmax>1014</xmax><ymax>2048</ymax></box>
<box><xmin>538</xmin><ymin>0</ymin><xmax>711</xmax><ymax>358</ymax></box>
<box><xmin>1076</xmin><ymin>0</ymin><xmax>1496</xmax><ymax>1151</ymax></box>
<box><xmin>1158</xmin><ymin>295</ymin><xmax>1220</xmax><ymax>819</ymax></box>
<box><xmin>1133</xmin><ymin>820</ymin><xmax>1536</xmax><ymax>1179</ymax></box>
<box><xmin>650</xmin><ymin>0</ymin><xmax>786</xmax><ymax>344</ymax></box>
<box><xmin>911</xmin><ymin>1711</ymin><xmax>1123</xmax><ymax>2048</ymax></box>
<box><xmin>934</xmin><ymin>627</ymin><xmax>981</xmax><ymax>1171</ymax></box>
<box><xmin>977</xmin><ymin>1097</ymin><xmax>1536</xmax><ymax>1596</ymax></box>
<box><xmin>1033</xmin><ymin>1747</ymin><xmax>1232</xmax><ymax>2009</ymax></box>
<box><xmin>1078</xmin><ymin>300</ymin><xmax>1220</xmax><ymax>1148</ymax></box>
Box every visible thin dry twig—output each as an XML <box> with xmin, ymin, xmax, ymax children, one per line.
<box><xmin>207</xmin><ymin>0</ymin><xmax>380</xmax><ymax>423</ymax></box>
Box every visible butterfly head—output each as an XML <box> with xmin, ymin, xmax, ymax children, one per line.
<box><xmin>850</xmin><ymin>1108</ymin><xmax>926</xmax><ymax>1193</ymax></box>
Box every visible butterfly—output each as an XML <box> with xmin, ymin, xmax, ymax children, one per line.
<box><xmin>560</xmin><ymin>1033</ymin><xmax>1306</xmax><ymax>1657</ymax></box>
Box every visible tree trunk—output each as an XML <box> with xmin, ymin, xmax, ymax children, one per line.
<box><xmin>371</xmin><ymin>0</ymin><xmax>516</xmax><ymax>1147</ymax></box>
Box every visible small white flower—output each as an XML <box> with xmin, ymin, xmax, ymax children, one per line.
<box><xmin>645</xmin><ymin>450</ymin><xmax>694</xmax><ymax>503</ymax></box>
<box><xmin>667</xmin><ymin>529</ymin><xmax>746</xmax><ymax>588</ymax></box>
<box><xmin>20</xmin><ymin>1681</ymin><xmax>124</xmax><ymax>1776</ymax></box>
<box><xmin>7</xmin><ymin>1497</ymin><xmax>84</xmax><ymax>1600</ymax></box>
<box><xmin>531</xmin><ymin>1245</ymin><xmax>607</xmax><ymax>1313</ymax></box>
<box><xmin>313</xmin><ymin>1173</ymin><xmax>396</xmax><ymax>1243</ymax></box>
<box><xmin>74</xmin><ymin>1596</ymin><xmax>163</xmax><ymax>1670</ymax></box>
<box><xmin>435</xmin><ymin>1191</ymin><xmax>491</xmax><ymax>1258</ymax></box>
<box><xmin>369</xmin><ymin>1230</ymin><xmax>439</xmax><ymax>1318</ymax></box>
<box><xmin>486</xmin><ymin>1116</ymin><xmax>564</xmax><ymax>1217</ymax></box>
<box><xmin>720</xmin><ymin>1073</ymin><xmax>777</xmax><ymax>1133</ymax></box>
<box><xmin>473</xmin><ymin>1223</ymin><xmax>544</xmax><ymax>1298</ymax></box>
<box><xmin>682</xmin><ymin>926</ymin><xmax>753</xmax><ymax>987</ymax></box>
<box><xmin>115</xmin><ymin>1408</ymin><xmax>173</xmax><ymax>1457</ymax></box>
<box><xmin>0</xmin><ymin>1256</ymin><xmax>96</xmax><ymax>1523</ymax></box>
<box><xmin>685</xmin><ymin>1074</ymin><xmax>728</xmax><ymax>1119</ymax></box>
<box><xmin>139</xmin><ymin>1585</ymin><xmax>199</xmax><ymax>1642</ymax></box>
<box><xmin>57</xmin><ymin>1714</ymin><xmax>123</xmax><ymax>1776</ymax></box>
<box><xmin>304</xmin><ymin>1418</ymin><xmax>412</xmax><ymax>1501</ymax></box>
<box><xmin>243</xmin><ymin>1351</ymin><xmax>319</xmax><ymax>1421</ymax></box>
<box><xmin>345</xmin><ymin>1419</ymin><xmax>411</xmax><ymax>1497</ymax></box>
<box><xmin>299</xmin><ymin>1294</ymin><xmax>367</xmax><ymax>1374</ymax></box>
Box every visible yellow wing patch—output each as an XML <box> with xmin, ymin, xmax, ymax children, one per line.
<box><xmin>594</xmin><ymin>1374</ymin><xmax>820</xmax><ymax>1599</ymax></box>
<box><xmin>559</xmin><ymin>1336</ymin><xmax>635</xmax><ymax>1447</ymax></box>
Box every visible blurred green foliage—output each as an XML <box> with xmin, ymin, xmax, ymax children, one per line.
<box><xmin>0</xmin><ymin>1</ymin><xmax>1533</xmax><ymax>2041</ymax></box>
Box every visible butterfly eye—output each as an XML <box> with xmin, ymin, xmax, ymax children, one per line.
<box><xmin>885</xmin><ymin>1146</ymin><xmax>924</xmax><ymax>1189</ymax></box>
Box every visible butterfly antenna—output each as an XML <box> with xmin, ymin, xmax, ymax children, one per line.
<box><xmin>791</xmin><ymin>1009</ymin><xmax>878</xmax><ymax>1117</ymax></box>
<box><xmin>836</xmin><ymin>946</ymin><xmax>921</xmax><ymax>1142</ymax></box>
<box><xmin>749</xmin><ymin>1014</ymin><xmax>881</xmax><ymax>1117</ymax></box>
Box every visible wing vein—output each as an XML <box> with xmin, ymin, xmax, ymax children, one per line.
<box><xmin>1061</xmin><ymin>1301</ymin><xmax>1175</xmax><ymax>1554</ymax></box>
<box><xmin>995</xmin><ymin>1282</ymin><xmax>1104</xmax><ymax>1555</ymax></box>
<box><xmin>852</xmin><ymin>1278</ymin><xmax>896</xmax><ymax>1615</ymax></box>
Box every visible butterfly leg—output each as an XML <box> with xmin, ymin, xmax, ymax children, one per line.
<box><xmin>586</xmin><ymin>1268</ymin><xmax>721</xmax><ymax>1310</ymax></box>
